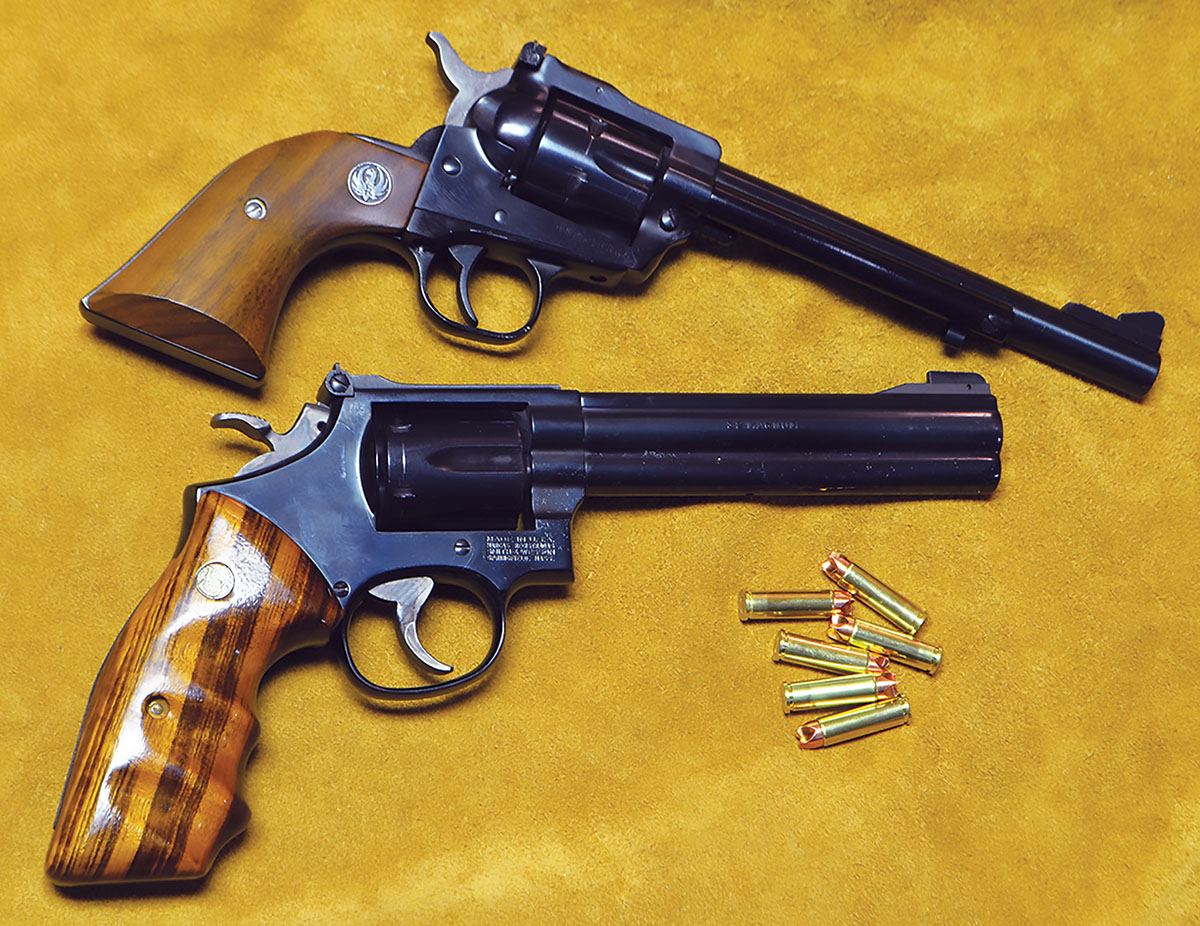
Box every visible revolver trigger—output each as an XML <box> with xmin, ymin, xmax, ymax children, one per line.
<box><xmin>450</xmin><ymin>243</ymin><xmax>485</xmax><ymax>326</ymax></box>
<box><xmin>371</xmin><ymin>577</ymin><xmax>454</xmax><ymax>674</ymax></box>
<box><xmin>410</xmin><ymin>243</ymin><xmax>552</xmax><ymax>345</ymax></box>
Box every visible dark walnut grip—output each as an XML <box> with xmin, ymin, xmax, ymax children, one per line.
<box><xmin>81</xmin><ymin>132</ymin><xmax>429</xmax><ymax>385</ymax></box>
<box><xmin>45</xmin><ymin>492</ymin><xmax>341</xmax><ymax>885</ymax></box>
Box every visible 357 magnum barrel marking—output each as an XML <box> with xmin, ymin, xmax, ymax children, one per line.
<box><xmin>725</xmin><ymin>420</ymin><xmax>802</xmax><ymax>431</ymax></box>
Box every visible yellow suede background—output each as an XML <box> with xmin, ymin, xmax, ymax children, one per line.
<box><xmin>3</xmin><ymin>1</ymin><xmax>1198</xmax><ymax>922</ymax></box>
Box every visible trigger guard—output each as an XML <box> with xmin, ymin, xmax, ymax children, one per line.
<box><xmin>339</xmin><ymin>582</ymin><xmax>508</xmax><ymax>701</ymax></box>
<box><xmin>407</xmin><ymin>243</ymin><xmax>556</xmax><ymax>344</ymax></box>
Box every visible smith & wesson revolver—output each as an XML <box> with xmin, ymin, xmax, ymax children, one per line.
<box><xmin>46</xmin><ymin>366</ymin><xmax>1001</xmax><ymax>885</ymax></box>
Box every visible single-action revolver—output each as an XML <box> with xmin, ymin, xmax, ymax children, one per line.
<box><xmin>80</xmin><ymin>34</ymin><xmax>1162</xmax><ymax>396</ymax></box>
<box><xmin>47</xmin><ymin>366</ymin><xmax>1000</xmax><ymax>885</ymax></box>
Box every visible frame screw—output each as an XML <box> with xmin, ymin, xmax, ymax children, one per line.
<box><xmin>328</xmin><ymin>371</ymin><xmax>351</xmax><ymax>394</ymax></box>
<box><xmin>659</xmin><ymin>209</ymin><xmax>677</xmax><ymax>232</ymax></box>
<box><xmin>244</xmin><ymin>198</ymin><xmax>268</xmax><ymax>220</ymax></box>
<box><xmin>333</xmin><ymin>581</ymin><xmax>350</xmax><ymax>597</ymax></box>
<box><xmin>453</xmin><ymin>539</ymin><xmax>471</xmax><ymax>556</ymax></box>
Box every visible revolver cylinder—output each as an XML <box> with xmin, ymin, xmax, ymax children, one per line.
<box><xmin>366</xmin><ymin>408</ymin><xmax>529</xmax><ymax>531</ymax></box>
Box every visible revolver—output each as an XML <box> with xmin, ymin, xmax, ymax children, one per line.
<box><xmin>81</xmin><ymin>34</ymin><xmax>1162</xmax><ymax>397</ymax></box>
<box><xmin>46</xmin><ymin>366</ymin><xmax>1001</xmax><ymax>885</ymax></box>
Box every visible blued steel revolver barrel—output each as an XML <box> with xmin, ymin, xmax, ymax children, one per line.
<box><xmin>362</xmin><ymin>371</ymin><xmax>1001</xmax><ymax>535</ymax></box>
<box><xmin>704</xmin><ymin>165</ymin><xmax>1162</xmax><ymax>398</ymax></box>
<box><xmin>576</xmin><ymin>372</ymin><xmax>1002</xmax><ymax>497</ymax></box>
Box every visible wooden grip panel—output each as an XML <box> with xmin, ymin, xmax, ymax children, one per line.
<box><xmin>81</xmin><ymin>132</ymin><xmax>429</xmax><ymax>385</ymax></box>
<box><xmin>46</xmin><ymin>492</ymin><xmax>341</xmax><ymax>885</ymax></box>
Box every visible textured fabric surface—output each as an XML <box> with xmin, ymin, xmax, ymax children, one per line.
<box><xmin>3</xmin><ymin>2</ymin><xmax>1198</xmax><ymax>922</ymax></box>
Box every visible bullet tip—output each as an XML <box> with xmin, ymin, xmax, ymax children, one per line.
<box><xmin>878</xmin><ymin>672</ymin><xmax>900</xmax><ymax>700</ymax></box>
<box><xmin>828</xmin><ymin>612</ymin><xmax>853</xmax><ymax>641</ymax></box>
<box><xmin>821</xmin><ymin>551</ymin><xmax>851</xmax><ymax>580</ymax></box>
<box><xmin>796</xmin><ymin>723</ymin><xmax>825</xmax><ymax>748</ymax></box>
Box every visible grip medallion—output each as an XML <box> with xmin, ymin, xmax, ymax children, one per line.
<box><xmin>81</xmin><ymin>132</ymin><xmax>429</xmax><ymax>385</ymax></box>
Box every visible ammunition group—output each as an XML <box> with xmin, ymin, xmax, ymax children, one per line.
<box><xmin>744</xmin><ymin>551</ymin><xmax>939</xmax><ymax>749</ymax></box>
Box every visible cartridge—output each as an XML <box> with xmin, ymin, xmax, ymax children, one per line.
<box><xmin>796</xmin><ymin>697</ymin><xmax>911</xmax><ymax>748</ymax></box>
<box><xmin>827</xmin><ymin>614</ymin><xmax>942</xmax><ymax>674</ymax></box>
<box><xmin>740</xmin><ymin>590</ymin><xmax>853</xmax><ymax>620</ymax></box>
<box><xmin>821</xmin><ymin>552</ymin><xmax>926</xmax><ymax>634</ymax></box>
<box><xmin>773</xmin><ymin>630</ymin><xmax>889</xmax><ymax>675</ymax></box>
<box><xmin>781</xmin><ymin>673</ymin><xmax>898</xmax><ymax>713</ymax></box>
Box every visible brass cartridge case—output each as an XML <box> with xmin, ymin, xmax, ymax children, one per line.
<box><xmin>827</xmin><ymin>613</ymin><xmax>942</xmax><ymax>674</ymax></box>
<box><xmin>821</xmin><ymin>552</ymin><xmax>926</xmax><ymax>634</ymax></box>
<box><xmin>781</xmin><ymin>672</ymin><xmax>898</xmax><ymax>713</ymax></box>
<box><xmin>773</xmin><ymin>630</ymin><xmax>889</xmax><ymax>675</ymax></box>
<box><xmin>740</xmin><ymin>589</ymin><xmax>853</xmax><ymax>620</ymax></box>
<box><xmin>797</xmin><ymin>696</ymin><xmax>911</xmax><ymax>748</ymax></box>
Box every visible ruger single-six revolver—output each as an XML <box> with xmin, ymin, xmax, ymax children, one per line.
<box><xmin>47</xmin><ymin>366</ymin><xmax>1001</xmax><ymax>885</ymax></box>
<box><xmin>81</xmin><ymin>34</ymin><xmax>1162</xmax><ymax>396</ymax></box>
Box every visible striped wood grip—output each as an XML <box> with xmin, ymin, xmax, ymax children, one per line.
<box><xmin>45</xmin><ymin>492</ymin><xmax>341</xmax><ymax>885</ymax></box>
<box><xmin>81</xmin><ymin>132</ymin><xmax>429</xmax><ymax>386</ymax></box>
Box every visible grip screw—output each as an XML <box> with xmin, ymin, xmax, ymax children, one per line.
<box><xmin>244</xmin><ymin>198</ymin><xmax>268</xmax><ymax>220</ymax></box>
<box><xmin>144</xmin><ymin>696</ymin><xmax>168</xmax><ymax>719</ymax></box>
